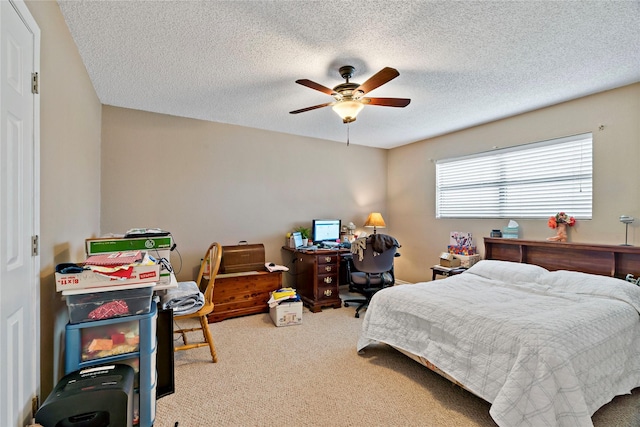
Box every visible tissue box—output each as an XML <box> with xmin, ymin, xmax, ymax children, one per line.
<box><xmin>502</xmin><ymin>227</ymin><xmax>519</xmax><ymax>239</ymax></box>
<box><xmin>454</xmin><ymin>254</ymin><xmax>481</xmax><ymax>268</ymax></box>
<box><xmin>447</xmin><ymin>245</ymin><xmax>477</xmax><ymax>255</ymax></box>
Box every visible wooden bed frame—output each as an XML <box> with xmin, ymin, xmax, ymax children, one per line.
<box><xmin>484</xmin><ymin>237</ymin><xmax>640</xmax><ymax>279</ymax></box>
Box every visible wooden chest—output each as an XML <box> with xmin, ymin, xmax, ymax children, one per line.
<box><xmin>208</xmin><ymin>271</ymin><xmax>282</xmax><ymax>323</ymax></box>
<box><xmin>219</xmin><ymin>242</ymin><xmax>265</xmax><ymax>274</ymax></box>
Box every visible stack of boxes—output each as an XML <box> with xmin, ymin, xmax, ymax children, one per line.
<box><xmin>55</xmin><ymin>235</ymin><xmax>166</xmax><ymax>427</ymax></box>
<box><xmin>447</xmin><ymin>231</ymin><xmax>481</xmax><ymax>268</ymax></box>
<box><xmin>85</xmin><ymin>235</ymin><xmax>173</xmax><ymax>287</ymax></box>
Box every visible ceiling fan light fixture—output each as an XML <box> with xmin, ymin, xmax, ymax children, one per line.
<box><xmin>332</xmin><ymin>100</ymin><xmax>364</xmax><ymax>124</ymax></box>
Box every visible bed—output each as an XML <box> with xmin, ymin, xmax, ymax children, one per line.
<box><xmin>357</xmin><ymin>238</ymin><xmax>640</xmax><ymax>427</ymax></box>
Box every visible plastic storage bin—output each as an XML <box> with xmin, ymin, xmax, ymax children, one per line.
<box><xmin>63</xmin><ymin>282</ymin><xmax>154</xmax><ymax>324</ymax></box>
<box><xmin>65</xmin><ymin>304</ymin><xmax>158</xmax><ymax>427</ymax></box>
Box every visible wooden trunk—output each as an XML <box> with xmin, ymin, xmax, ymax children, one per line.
<box><xmin>208</xmin><ymin>271</ymin><xmax>282</xmax><ymax>323</ymax></box>
<box><xmin>219</xmin><ymin>242</ymin><xmax>265</xmax><ymax>273</ymax></box>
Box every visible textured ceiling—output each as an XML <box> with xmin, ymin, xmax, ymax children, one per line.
<box><xmin>57</xmin><ymin>1</ymin><xmax>640</xmax><ymax>149</ymax></box>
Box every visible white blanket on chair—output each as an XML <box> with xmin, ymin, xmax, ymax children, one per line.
<box><xmin>161</xmin><ymin>280</ymin><xmax>204</xmax><ymax>315</ymax></box>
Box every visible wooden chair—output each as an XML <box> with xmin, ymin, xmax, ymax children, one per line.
<box><xmin>173</xmin><ymin>242</ymin><xmax>222</xmax><ymax>362</ymax></box>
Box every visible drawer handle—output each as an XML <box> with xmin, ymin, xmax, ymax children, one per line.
<box><xmin>324</xmin><ymin>277</ymin><xmax>333</xmax><ymax>284</ymax></box>
<box><xmin>323</xmin><ymin>289</ymin><xmax>332</xmax><ymax>297</ymax></box>
<box><xmin>324</xmin><ymin>257</ymin><xmax>332</xmax><ymax>263</ymax></box>
<box><xmin>324</xmin><ymin>266</ymin><xmax>332</xmax><ymax>272</ymax></box>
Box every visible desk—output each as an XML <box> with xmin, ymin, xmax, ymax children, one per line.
<box><xmin>431</xmin><ymin>265</ymin><xmax>467</xmax><ymax>281</ymax></box>
<box><xmin>282</xmin><ymin>246</ymin><xmax>350</xmax><ymax>312</ymax></box>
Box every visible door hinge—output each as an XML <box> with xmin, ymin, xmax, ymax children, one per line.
<box><xmin>32</xmin><ymin>395</ymin><xmax>39</xmax><ymax>418</ymax></box>
<box><xmin>32</xmin><ymin>72</ymin><xmax>39</xmax><ymax>94</ymax></box>
<box><xmin>32</xmin><ymin>235</ymin><xmax>39</xmax><ymax>256</ymax></box>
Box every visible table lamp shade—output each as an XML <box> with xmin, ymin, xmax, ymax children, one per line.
<box><xmin>364</xmin><ymin>212</ymin><xmax>386</xmax><ymax>233</ymax></box>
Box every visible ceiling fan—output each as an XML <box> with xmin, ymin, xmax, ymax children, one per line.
<box><xmin>290</xmin><ymin>65</ymin><xmax>411</xmax><ymax>124</ymax></box>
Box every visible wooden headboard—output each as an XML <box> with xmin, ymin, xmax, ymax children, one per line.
<box><xmin>484</xmin><ymin>238</ymin><xmax>640</xmax><ymax>279</ymax></box>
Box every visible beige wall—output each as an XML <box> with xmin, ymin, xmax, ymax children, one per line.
<box><xmin>26</xmin><ymin>0</ymin><xmax>102</xmax><ymax>396</ymax></box>
<box><xmin>101</xmin><ymin>106</ymin><xmax>388</xmax><ymax>284</ymax></box>
<box><xmin>389</xmin><ymin>83</ymin><xmax>640</xmax><ymax>283</ymax></box>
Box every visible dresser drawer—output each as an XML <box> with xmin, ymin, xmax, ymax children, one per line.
<box><xmin>316</xmin><ymin>281</ymin><xmax>338</xmax><ymax>301</ymax></box>
<box><xmin>317</xmin><ymin>262</ymin><xmax>337</xmax><ymax>275</ymax></box>
<box><xmin>317</xmin><ymin>254</ymin><xmax>339</xmax><ymax>265</ymax></box>
<box><xmin>317</xmin><ymin>272</ymin><xmax>337</xmax><ymax>286</ymax></box>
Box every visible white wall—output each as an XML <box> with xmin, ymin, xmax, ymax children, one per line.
<box><xmin>388</xmin><ymin>83</ymin><xmax>640</xmax><ymax>283</ymax></box>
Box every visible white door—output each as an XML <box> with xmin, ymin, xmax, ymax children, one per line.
<box><xmin>0</xmin><ymin>1</ymin><xmax>40</xmax><ymax>426</ymax></box>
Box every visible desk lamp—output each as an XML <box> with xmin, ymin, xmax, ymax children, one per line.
<box><xmin>364</xmin><ymin>212</ymin><xmax>386</xmax><ymax>234</ymax></box>
<box><xmin>620</xmin><ymin>215</ymin><xmax>634</xmax><ymax>246</ymax></box>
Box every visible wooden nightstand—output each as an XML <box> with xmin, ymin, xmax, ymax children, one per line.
<box><xmin>431</xmin><ymin>265</ymin><xmax>467</xmax><ymax>281</ymax></box>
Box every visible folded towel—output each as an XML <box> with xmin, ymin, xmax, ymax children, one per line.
<box><xmin>162</xmin><ymin>280</ymin><xmax>204</xmax><ymax>315</ymax></box>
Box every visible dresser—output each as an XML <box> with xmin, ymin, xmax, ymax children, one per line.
<box><xmin>283</xmin><ymin>247</ymin><xmax>344</xmax><ymax>312</ymax></box>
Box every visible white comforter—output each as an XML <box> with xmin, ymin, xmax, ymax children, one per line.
<box><xmin>357</xmin><ymin>261</ymin><xmax>640</xmax><ymax>427</ymax></box>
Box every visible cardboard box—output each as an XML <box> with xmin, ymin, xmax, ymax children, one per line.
<box><xmin>55</xmin><ymin>264</ymin><xmax>160</xmax><ymax>292</ymax></box>
<box><xmin>439</xmin><ymin>252</ymin><xmax>461</xmax><ymax>268</ymax></box>
<box><xmin>86</xmin><ymin>236</ymin><xmax>173</xmax><ymax>256</ymax></box>
<box><xmin>86</xmin><ymin>236</ymin><xmax>172</xmax><ymax>286</ymax></box>
<box><xmin>269</xmin><ymin>301</ymin><xmax>302</xmax><ymax>327</ymax></box>
<box><xmin>454</xmin><ymin>254</ymin><xmax>481</xmax><ymax>268</ymax></box>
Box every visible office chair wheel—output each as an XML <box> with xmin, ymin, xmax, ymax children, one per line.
<box><xmin>344</xmin><ymin>302</ymin><xmax>350</xmax><ymax>307</ymax></box>
<box><xmin>355</xmin><ymin>312</ymin><xmax>360</xmax><ymax>318</ymax></box>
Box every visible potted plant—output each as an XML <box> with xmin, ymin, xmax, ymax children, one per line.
<box><xmin>294</xmin><ymin>226</ymin><xmax>311</xmax><ymax>246</ymax></box>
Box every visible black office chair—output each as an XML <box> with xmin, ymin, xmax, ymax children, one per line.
<box><xmin>343</xmin><ymin>234</ymin><xmax>400</xmax><ymax>318</ymax></box>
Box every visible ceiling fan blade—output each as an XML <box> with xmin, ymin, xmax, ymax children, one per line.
<box><xmin>361</xmin><ymin>97</ymin><xmax>411</xmax><ymax>107</ymax></box>
<box><xmin>354</xmin><ymin>67</ymin><xmax>400</xmax><ymax>95</ymax></box>
<box><xmin>289</xmin><ymin>102</ymin><xmax>333</xmax><ymax>114</ymax></box>
<box><xmin>295</xmin><ymin>79</ymin><xmax>337</xmax><ymax>96</ymax></box>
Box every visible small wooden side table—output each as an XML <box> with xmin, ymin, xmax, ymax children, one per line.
<box><xmin>431</xmin><ymin>265</ymin><xmax>467</xmax><ymax>281</ymax></box>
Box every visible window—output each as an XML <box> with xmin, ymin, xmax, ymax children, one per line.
<box><xmin>436</xmin><ymin>133</ymin><xmax>592</xmax><ymax>219</ymax></box>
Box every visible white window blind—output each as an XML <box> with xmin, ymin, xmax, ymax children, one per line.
<box><xmin>436</xmin><ymin>133</ymin><xmax>593</xmax><ymax>219</ymax></box>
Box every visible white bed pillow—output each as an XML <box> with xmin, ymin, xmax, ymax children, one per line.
<box><xmin>466</xmin><ymin>259</ymin><xmax>549</xmax><ymax>283</ymax></box>
<box><xmin>539</xmin><ymin>269</ymin><xmax>640</xmax><ymax>312</ymax></box>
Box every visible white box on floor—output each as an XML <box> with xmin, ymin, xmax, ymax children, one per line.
<box><xmin>269</xmin><ymin>301</ymin><xmax>302</xmax><ymax>327</ymax></box>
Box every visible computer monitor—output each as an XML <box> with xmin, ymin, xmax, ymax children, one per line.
<box><xmin>312</xmin><ymin>219</ymin><xmax>341</xmax><ymax>244</ymax></box>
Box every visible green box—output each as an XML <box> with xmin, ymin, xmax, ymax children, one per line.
<box><xmin>86</xmin><ymin>236</ymin><xmax>172</xmax><ymax>256</ymax></box>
